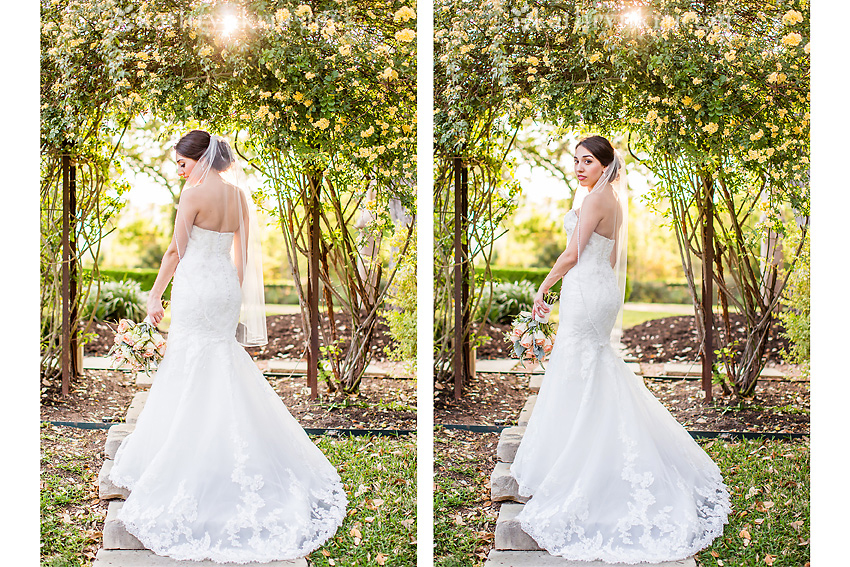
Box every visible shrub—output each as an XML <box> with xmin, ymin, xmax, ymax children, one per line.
<box><xmin>83</xmin><ymin>279</ymin><xmax>148</xmax><ymax>322</ymax></box>
<box><xmin>476</xmin><ymin>280</ymin><xmax>536</xmax><ymax>324</ymax></box>
<box><xmin>778</xmin><ymin>236</ymin><xmax>809</xmax><ymax>370</ymax></box>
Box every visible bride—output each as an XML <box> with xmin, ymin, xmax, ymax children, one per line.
<box><xmin>109</xmin><ymin>130</ymin><xmax>347</xmax><ymax>563</ymax></box>
<box><xmin>509</xmin><ymin>135</ymin><xmax>730</xmax><ymax>563</ymax></box>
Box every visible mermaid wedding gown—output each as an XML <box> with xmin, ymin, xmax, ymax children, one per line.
<box><xmin>510</xmin><ymin>210</ymin><xmax>730</xmax><ymax>563</ymax></box>
<box><xmin>109</xmin><ymin>226</ymin><xmax>347</xmax><ymax>563</ymax></box>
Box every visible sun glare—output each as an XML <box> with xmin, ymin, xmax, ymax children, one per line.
<box><xmin>221</xmin><ymin>13</ymin><xmax>240</xmax><ymax>36</ymax></box>
<box><xmin>624</xmin><ymin>9</ymin><xmax>643</xmax><ymax>27</ymax></box>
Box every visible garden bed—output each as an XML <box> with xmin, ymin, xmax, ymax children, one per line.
<box><xmin>472</xmin><ymin>314</ymin><xmax>793</xmax><ymax>364</ymax></box>
<box><xmin>434</xmin><ymin>370</ymin><xmax>528</xmax><ymax>426</ymax></box>
<box><xmin>42</xmin><ymin>367</ymin><xmax>416</xmax><ymax>431</ymax></box>
<box><xmin>84</xmin><ymin>313</ymin><xmax>397</xmax><ymax>362</ymax></box>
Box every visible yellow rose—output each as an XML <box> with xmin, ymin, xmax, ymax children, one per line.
<box><xmin>305</xmin><ymin>72</ymin><xmax>315</xmax><ymax>79</ymax></box>
<box><xmin>393</xmin><ymin>6</ymin><xmax>416</xmax><ymax>22</ymax></box>
<box><xmin>395</xmin><ymin>29</ymin><xmax>415</xmax><ymax>42</ymax></box>
<box><xmin>703</xmin><ymin>122</ymin><xmax>719</xmax><ymax>134</ymax></box>
<box><xmin>293</xmin><ymin>91</ymin><xmax>304</xmax><ymax>101</ymax></box>
<box><xmin>275</xmin><ymin>8</ymin><xmax>290</xmax><ymax>22</ymax></box>
<box><xmin>660</xmin><ymin>15</ymin><xmax>676</xmax><ymax>32</ymax></box>
<box><xmin>682</xmin><ymin>12</ymin><xmax>698</xmax><ymax>24</ymax></box>
<box><xmin>588</xmin><ymin>52</ymin><xmax>602</xmax><ymax>63</ymax></box>
<box><xmin>781</xmin><ymin>32</ymin><xmax>802</xmax><ymax>47</ymax></box>
<box><xmin>682</xmin><ymin>96</ymin><xmax>692</xmax><ymax>106</ymax></box>
<box><xmin>313</xmin><ymin>118</ymin><xmax>330</xmax><ymax>130</ymax></box>
<box><xmin>527</xmin><ymin>56</ymin><xmax>539</xmax><ymax>66</ymax></box>
<box><xmin>782</xmin><ymin>9</ymin><xmax>803</xmax><ymax>26</ymax></box>
<box><xmin>295</xmin><ymin>5</ymin><xmax>312</xmax><ymax>18</ymax></box>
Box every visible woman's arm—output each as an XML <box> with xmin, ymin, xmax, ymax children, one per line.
<box><xmin>146</xmin><ymin>190</ymin><xmax>197</xmax><ymax>326</ymax></box>
<box><xmin>532</xmin><ymin>197</ymin><xmax>604</xmax><ymax>318</ymax></box>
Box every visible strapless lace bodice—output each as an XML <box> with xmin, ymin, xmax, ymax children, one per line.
<box><xmin>169</xmin><ymin>226</ymin><xmax>241</xmax><ymax>343</ymax></box>
<box><xmin>560</xmin><ymin>209</ymin><xmax>620</xmax><ymax>346</ymax></box>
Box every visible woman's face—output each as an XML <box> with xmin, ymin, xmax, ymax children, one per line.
<box><xmin>574</xmin><ymin>145</ymin><xmax>605</xmax><ymax>188</ymax></box>
<box><xmin>176</xmin><ymin>153</ymin><xmax>198</xmax><ymax>180</ymax></box>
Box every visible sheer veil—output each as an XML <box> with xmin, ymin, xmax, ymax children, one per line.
<box><xmin>175</xmin><ymin>134</ymin><xmax>268</xmax><ymax>346</ymax></box>
<box><xmin>573</xmin><ymin>150</ymin><xmax>629</xmax><ymax>343</ymax></box>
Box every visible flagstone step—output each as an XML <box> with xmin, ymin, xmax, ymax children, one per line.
<box><xmin>105</xmin><ymin>424</ymin><xmax>136</xmax><ymax>460</ymax></box>
<box><xmin>528</xmin><ymin>374</ymin><xmax>543</xmax><ymax>392</ymax></box>
<box><xmin>125</xmin><ymin>392</ymin><xmax>149</xmax><ymax>424</ymax></box>
<box><xmin>93</xmin><ymin>549</ymin><xmax>308</xmax><ymax>566</ymax></box>
<box><xmin>497</xmin><ymin>426</ymin><xmax>526</xmax><ymax>463</ymax></box>
<box><xmin>476</xmin><ymin>359</ymin><xmax>521</xmax><ymax>373</ymax></box>
<box><xmin>484</xmin><ymin>550</ymin><xmax>695</xmax><ymax>567</ymax></box>
<box><xmin>625</xmin><ymin>361</ymin><xmax>642</xmax><ymax>375</ymax></box>
<box><xmin>84</xmin><ymin>356</ymin><xmax>130</xmax><ymax>371</ymax></box>
<box><xmin>98</xmin><ymin>460</ymin><xmax>130</xmax><ymax>500</ymax></box>
<box><xmin>135</xmin><ymin>371</ymin><xmax>155</xmax><ymax>387</ymax></box>
<box><xmin>517</xmin><ymin>395</ymin><xmax>537</xmax><ymax>427</ymax></box>
<box><xmin>494</xmin><ymin>503</ymin><xmax>542</xmax><ymax>551</ymax></box>
<box><xmin>103</xmin><ymin>501</ymin><xmax>145</xmax><ymax>550</ymax></box>
<box><xmin>266</xmin><ymin>358</ymin><xmax>389</xmax><ymax>377</ymax></box>
<box><xmin>490</xmin><ymin>462</ymin><xmax>529</xmax><ymax>503</ymax></box>
<box><xmin>662</xmin><ymin>361</ymin><xmax>785</xmax><ymax>379</ymax></box>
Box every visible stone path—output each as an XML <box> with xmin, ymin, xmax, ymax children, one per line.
<box><xmin>94</xmin><ymin>378</ymin><xmax>308</xmax><ymax>567</ymax></box>
<box><xmin>485</xmin><ymin>361</ymin><xmax>697</xmax><ymax>566</ymax></box>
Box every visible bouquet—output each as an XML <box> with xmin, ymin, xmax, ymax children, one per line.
<box><xmin>107</xmin><ymin>318</ymin><xmax>166</xmax><ymax>375</ymax></box>
<box><xmin>505</xmin><ymin>292</ymin><xmax>559</xmax><ymax>365</ymax></box>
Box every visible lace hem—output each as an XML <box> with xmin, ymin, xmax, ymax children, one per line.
<box><xmin>118</xmin><ymin>485</ymin><xmax>347</xmax><ymax>564</ymax></box>
<box><xmin>518</xmin><ymin>482</ymin><xmax>730</xmax><ymax>564</ymax></box>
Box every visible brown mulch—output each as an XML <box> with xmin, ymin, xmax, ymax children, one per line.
<box><xmin>622</xmin><ymin>314</ymin><xmax>792</xmax><ymax>364</ymax></box>
<box><xmin>474</xmin><ymin>314</ymin><xmax>793</xmax><ymax>364</ymax></box>
<box><xmin>645</xmin><ymin>376</ymin><xmax>809</xmax><ymax>434</ymax></box>
<box><xmin>41</xmin><ymin>370</ymin><xmax>139</xmax><ymax>423</ymax></box>
<box><xmin>84</xmin><ymin>313</ymin><xmax>396</xmax><ymax>362</ymax></box>
<box><xmin>42</xmin><ymin>366</ymin><xmax>415</xmax><ymax>430</ymax></box>
<box><xmin>434</xmin><ymin>370</ymin><xmax>529</xmax><ymax>426</ymax></box>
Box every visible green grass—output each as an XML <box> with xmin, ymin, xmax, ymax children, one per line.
<box><xmin>697</xmin><ymin>438</ymin><xmax>809</xmax><ymax>567</ymax></box>
<box><xmin>308</xmin><ymin>435</ymin><xmax>416</xmax><ymax>567</ymax></box>
<box><xmin>432</xmin><ymin>435</ymin><xmax>809</xmax><ymax>567</ymax></box>
<box><xmin>434</xmin><ymin>435</ymin><xmax>494</xmax><ymax>567</ymax></box>
<box><xmin>40</xmin><ymin>425</ymin><xmax>104</xmax><ymax>567</ymax></box>
<box><xmin>622</xmin><ymin>308</ymin><xmax>688</xmax><ymax>329</ymax></box>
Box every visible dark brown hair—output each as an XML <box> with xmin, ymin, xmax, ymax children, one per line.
<box><xmin>575</xmin><ymin>135</ymin><xmax>615</xmax><ymax>167</ymax></box>
<box><xmin>175</xmin><ymin>129</ymin><xmax>234</xmax><ymax>171</ymax></box>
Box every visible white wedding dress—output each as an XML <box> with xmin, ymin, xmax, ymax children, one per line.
<box><xmin>109</xmin><ymin>226</ymin><xmax>347</xmax><ymax>563</ymax></box>
<box><xmin>510</xmin><ymin>209</ymin><xmax>730</xmax><ymax>563</ymax></box>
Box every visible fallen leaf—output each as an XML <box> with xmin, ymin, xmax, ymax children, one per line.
<box><xmin>790</xmin><ymin>520</ymin><xmax>804</xmax><ymax>531</ymax></box>
<box><xmin>329</xmin><ymin>560</ymin><xmax>335</xmax><ymax>566</ymax></box>
<box><xmin>376</xmin><ymin>552</ymin><xmax>387</xmax><ymax>565</ymax></box>
<box><xmin>739</xmin><ymin>528</ymin><xmax>751</xmax><ymax>540</ymax></box>
<box><xmin>401</xmin><ymin>518</ymin><xmax>414</xmax><ymax>529</ymax></box>
<box><xmin>321</xmin><ymin>549</ymin><xmax>330</xmax><ymax>557</ymax></box>
<box><xmin>710</xmin><ymin>550</ymin><xmax>719</xmax><ymax>558</ymax></box>
<box><xmin>765</xmin><ymin>554</ymin><xmax>776</xmax><ymax>565</ymax></box>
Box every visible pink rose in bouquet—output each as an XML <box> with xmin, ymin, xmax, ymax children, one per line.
<box><xmin>108</xmin><ymin>318</ymin><xmax>166</xmax><ymax>376</ymax></box>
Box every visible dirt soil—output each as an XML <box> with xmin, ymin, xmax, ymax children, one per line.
<box><xmin>621</xmin><ymin>314</ymin><xmax>791</xmax><ymax>364</ymax></box>
<box><xmin>434</xmin><ymin>370</ymin><xmax>529</xmax><ymax>426</ymax></box>
<box><xmin>43</xmin><ymin>367</ymin><xmax>416</xmax><ymax>431</ymax></box>
<box><xmin>84</xmin><ymin>313</ymin><xmax>396</xmax><ymax>362</ymax></box>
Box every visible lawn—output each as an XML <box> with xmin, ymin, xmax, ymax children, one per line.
<box><xmin>433</xmin><ymin>434</ymin><xmax>809</xmax><ymax>567</ymax></box>
<box><xmin>40</xmin><ymin>424</ymin><xmax>416</xmax><ymax>567</ymax></box>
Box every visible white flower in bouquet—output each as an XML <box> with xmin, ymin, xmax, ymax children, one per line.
<box><xmin>543</xmin><ymin>337</ymin><xmax>553</xmax><ymax>354</ymax></box>
<box><xmin>519</xmin><ymin>333</ymin><xmax>534</xmax><ymax>349</ymax></box>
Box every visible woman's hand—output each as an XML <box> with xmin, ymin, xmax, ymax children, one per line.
<box><xmin>147</xmin><ymin>296</ymin><xmax>165</xmax><ymax>327</ymax></box>
<box><xmin>532</xmin><ymin>289</ymin><xmax>550</xmax><ymax>320</ymax></box>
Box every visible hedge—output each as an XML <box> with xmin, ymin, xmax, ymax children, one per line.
<box><xmin>487</xmin><ymin>267</ymin><xmax>695</xmax><ymax>305</ymax></box>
